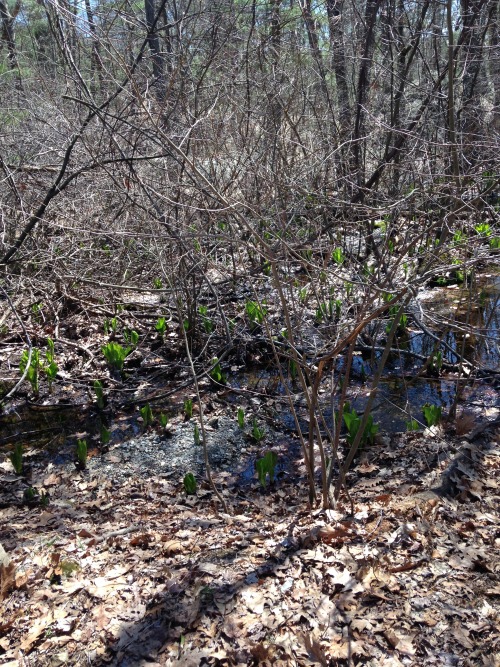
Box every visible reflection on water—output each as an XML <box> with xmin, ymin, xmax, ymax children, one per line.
<box><xmin>0</xmin><ymin>403</ymin><xmax>137</xmax><ymax>463</ymax></box>
<box><xmin>347</xmin><ymin>378</ymin><xmax>457</xmax><ymax>432</ymax></box>
<box><xmin>229</xmin><ymin>275</ymin><xmax>500</xmax><ymax>433</ymax></box>
<box><xmin>1</xmin><ymin>276</ymin><xmax>498</xmax><ymax>456</ymax></box>
<box><xmin>415</xmin><ymin>275</ymin><xmax>500</xmax><ymax>370</ymax></box>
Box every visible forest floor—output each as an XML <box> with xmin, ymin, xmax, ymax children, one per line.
<box><xmin>1</xmin><ymin>262</ymin><xmax>499</xmax><ymax>666</ymax></box>
<box><xmin>1</xmin><ymin>400</ymin><xmax>499</xmax><ymax>666</ymax></box>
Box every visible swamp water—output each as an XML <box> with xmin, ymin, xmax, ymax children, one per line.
<box><xmin>1</xmin><ymin>277</ymin><xmax>498</xmax><ymax>482</ymax></box>
<box><xmin>230</xmin><ymin>274</ymin><xmax>500</xmax><ymax>434</ymax></box>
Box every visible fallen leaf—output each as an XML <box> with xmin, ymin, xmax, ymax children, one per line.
<box><xmin>318</xmin><ymin>524</ymin><xmax>352</xmax><ymax>545</ymax></box>
<box><xmin>129</xmin><ymin>533</ymin><xmax>152</xmax><ymax>548</ymax></box>
<box><xmin>43</xmin><ymin>473</ymin><xmax>61</xmax><ymax>486</ymax></box>
<box><xmin>163</xmin><ymin>540</ymin><xmax>184</xmax><ymax>555</ymax></box>
<box><xmin>241</xmin><ymin>587</ymin><xmax>266</xmax><ymax>614</ymax></box>
<box><xmin>20</xmin><ymin>613</ymin><xmax>53</xmax><ymax>651</ymax></box>
<box><xmin>383</xmin><ymin>629</ymin><xmax>415</xmax><ymax>655</ymax></box>
<box><xmin>0</xmin><ymin>562</ymin><xmax>16</xmax><ymax>601</ymax></box>
<box><xmin>77</xmin><ymin>528</ymin><xmax>94</xmax><ymax>539</ymax></box>
<box><xmin>302</xmin><ymin>633</ymin><xmax>329</xmax><ymax>666</ymax></box>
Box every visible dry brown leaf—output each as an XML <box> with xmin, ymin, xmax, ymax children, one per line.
<box><xmin>241</xmin><ymin>587</ymin><xmax>266</xmax><ymax>614</ymax></box>
<box><xmin>163</xmin><ymin>539</ymin><xmax>184</xmax><ymax>555</ymax></box>
<box><xmin>485</xmin><ymin>584</ymin><xmax>500</xmax><ymax>596</ymax></box>
<box><xmin>421</xmin><ymin>610</ymin><xmax>439</xmax><ymax>627</ymax></box>
<box><xmin>129</xmin><ymin>533</ymin><xmax>153</xmax><ymax>548</ymax></box>
<box><xmin>43</xmin><ymin>472</ymin><xmax>61</xmax><ymax>486</ymax></box>
<box><xmin>77</xmin><ymin>528</ymin><xmax>94</xmax><ymax>538</ymax></box>
<box><xmin>359</xmin><ymin>462</ymin><xmax>379</xmax><ymax>473</ymax></box>
<box><xmin>302</xmin><ymin>632</ymin><xmax>329</xmax><ymax>666</ymax></box>
<box><xmin>54</xmin><ymin>616</ymin><xmax>76</xmax><ymax>634</ymax></box>
<box><xmin>88</xmin><ymin>576</ymin><xmax>129</xmax><ymax>598</ymax></box>
<box><xmin>20</xmin><ymin>612</ymin><xmax>53</xmax><ymax>651</ymax></box>
<box><xmin>328</xmin><ymin>639</ymin><xmax>349</xmax><ymax>659</ymax></box>
<box><xmin>324</xmin><ymin>566</ymin><xmax>353</xmax><ymax>588</ymax></box>
<box><xmin>37</xmin><ymin>511</ymin><xmax>57</xmax><ymax>527</ymax></box>
<box><xmin>317</xmin><ymin>524</ymin><xmax>353</xmax><ymax>545</ymax></box>
<box><xmin>374</xmin><ymin>493</ymin><xmax>392</xmax><ymax>504</ymax></box>
<box><xmin>170</xmin><ymin>648</ymin><xmax>212</xmax><ymax>666</ymax></box>
<box><xmin>250</xmin><ymin>642</ymin><xmax>275</xmax><ymax>662</ymax></box>
<box><xmin>0</xmin><ymin>611</ymin><xmax>20</xmax><ymax>636</ymax></box>
<box><xmin>15</xmin><ymin>569</ymin><xmax>29</xmax><ymax>589</ymax></box>
<box><xmin>197</xmin><ymin>562</ymin><xmax>219</xmax><ymax>574</ymax></box>
<box><xmin>0</xmin><ymin>561</ymin><xmax>16</xmax><ymax>601</ymax></box>
<box><xmin>92</xmin><ymin>604</ymin><xmax>113</xmax><ymax>630</ymax></box>
<box><xmin>383</xmin><ymin>629</ymin><xmax>416</xmax><ymax>655</ymax></box>
<box><xmin>450</xmin><ymin>624</ymin><xmax>473</xmax><ymax>649</ymax></box>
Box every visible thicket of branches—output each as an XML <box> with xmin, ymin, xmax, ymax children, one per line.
<box><xmin>1</xmin><ymin>0</ymin><xmax>499</xmax><ymax>506</ymax></box>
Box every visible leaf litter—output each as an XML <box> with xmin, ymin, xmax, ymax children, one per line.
<box><xmin>0</xmin><ymin>416</ymin><xmax>499</xmax><ymax>666</ymax></box>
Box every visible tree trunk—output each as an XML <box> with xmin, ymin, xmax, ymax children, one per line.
<box><xmin>145</xmin><ymin>0</ymin><xmax>165</xmax><ymax>98</ymax></box>
<box><xmin>353</xmin><ymin>0</ymin><xmax>382</xmax><ymax>188</ymax></box>
<box><xmin>0</xmin><ymin>0</ymin><xmax>22</xmax><ymax>89</ymax></box>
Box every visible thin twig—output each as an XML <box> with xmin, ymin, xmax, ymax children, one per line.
<box><xmin>0</xmin><ymin>284</ymin><xmax>32</xmax><ymax>403</ymax></box>
<box><xmin>176</xmin><ymin>299</ymin><xmax>229</xmax><ymax>514</ymax></box>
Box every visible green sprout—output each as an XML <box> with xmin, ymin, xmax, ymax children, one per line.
<box><xmin>194</xmin><ymin>423</ymin><xmax>201</xmax><ymax>445</ymax></box>
<box><xmin>332</xmin><ymin>299</ymin><xmax>342</xmax><ymax>319</ymax></box>
<box><xmin>100</xmin><ymin>425</ymin><xmax>111</xmax><ymax>444</ymax></box>
<box><xmin>23</xmin><ymin>487</ymin><xmax>49</xmax><ymax>506</ymax></box>
<box><xmin>430</xmin><ymin>350</ymin><xmax>443</xmax><ymax>375</ymax></box>
<box><xmin>140</xmin><ymin>403</ymin><xmax>154</xmax><ymax>430</ymax></box>
<box><xmin>155</xmin><ymin>317</ymin><xmax>167</xmax><ymax>337</ymax></box>
<box><xmin>209</xmin><ymin>358</ymin><xmax>226</xmax><ymax>384</ymax></box>
<box><xmin>93</xmin><ymin>380</ymin><xmax>105</xmax><ymax>410</ymax></box>
<box><xmin>19</xmin><ymin>348</ymin><xmax>40</xmax><ymax>396</ymax></box>
<box><xmin>198</xmin><ymin>306</ymin><xmax>214</xmax><ymax>334</ymax></box>
<box><xmin>332</xmin><ymin>247</ymin><xmax>344</xmax><ymax>264</ymax></box>
<box><xmin>9</xmin><ymin>443</ymin><xmax>23</xmax><ymax>474</ymax></box>
<box><xmin>30</xmin><ymin>302</ymin><xmax>44</xmax><ymax>324</ymax></box>
<box><xmin>251</xmin><ymin>418</ymin><xmax>265</xmax><ymax>442</ymax></box>
<box><xmin>44</xmin><ymin>338</ymin><xmax>58</xmax><ymax>392</ymax></box>
<box><xmin>343</xmin><ymin>405</ymin><xmax>378</xmax><ymax>448</ymax></box>
<box><xmin>184</xmin><ymin>399</ymin><xmax>193</xmax><ymax>419</ymax></box>
<box><xmin>76</xmin><ymin>439</ymin><xmax>87</xmax><ymax>470</ymax></box>
<box><xmin>475</xmin><ymin>222</ymin><xmax>492</xmax><ymax>237</ymax></box>
<box><xmin>423</xmin><ymin>404</ymin><xmax>442</xmax><ymax>427</ymax></box>
<box><xmin>245</xmin><ymin>300</ymin><xmax>267</xmax><ymax>327</ymax></box>
<box><xmin>183</xmin><ymin>473</ymin><xmax>197</xmax><ymax>495</ymax></box>
<box><xmin>315</xmin><ymin>303</ymin><xmax>327</xmax><ymax>323</ymax></box>
<box><xmin>255</xmin><ymin>451</ymin><xmax>278</xmax><ymax>488</ymax></box>
<box><xmin>104</xmin><ymin>317</ymin><xmax>118</xmax><ymax>335</ymax></box>
<box><xmin>385</xmin><ymin>306</ymin><xmax>408</xmax><ymax>334</ymax></box>
<box><xmin>123</xmin><ymin>329</ymin><xmax>139</xmax><ymax>346</ymax></box>
<box><xmin>23</xmin><ymin>486</ymin><xmax>38</xmax><ymax>504</ymax></box>
<box><xmin>237</xmin><ymin>407</ymin><xmax>245</xmax><ymax>428</ymax></box>
<box><xmin>101</xmin><ymin>342</ymin><xmax>132</xmax><ymax>372</ymax></box>
<box><xmin>381</xmin><ymin>292</ymin><xmax>394</xmax><ymax>303</ymax></box>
